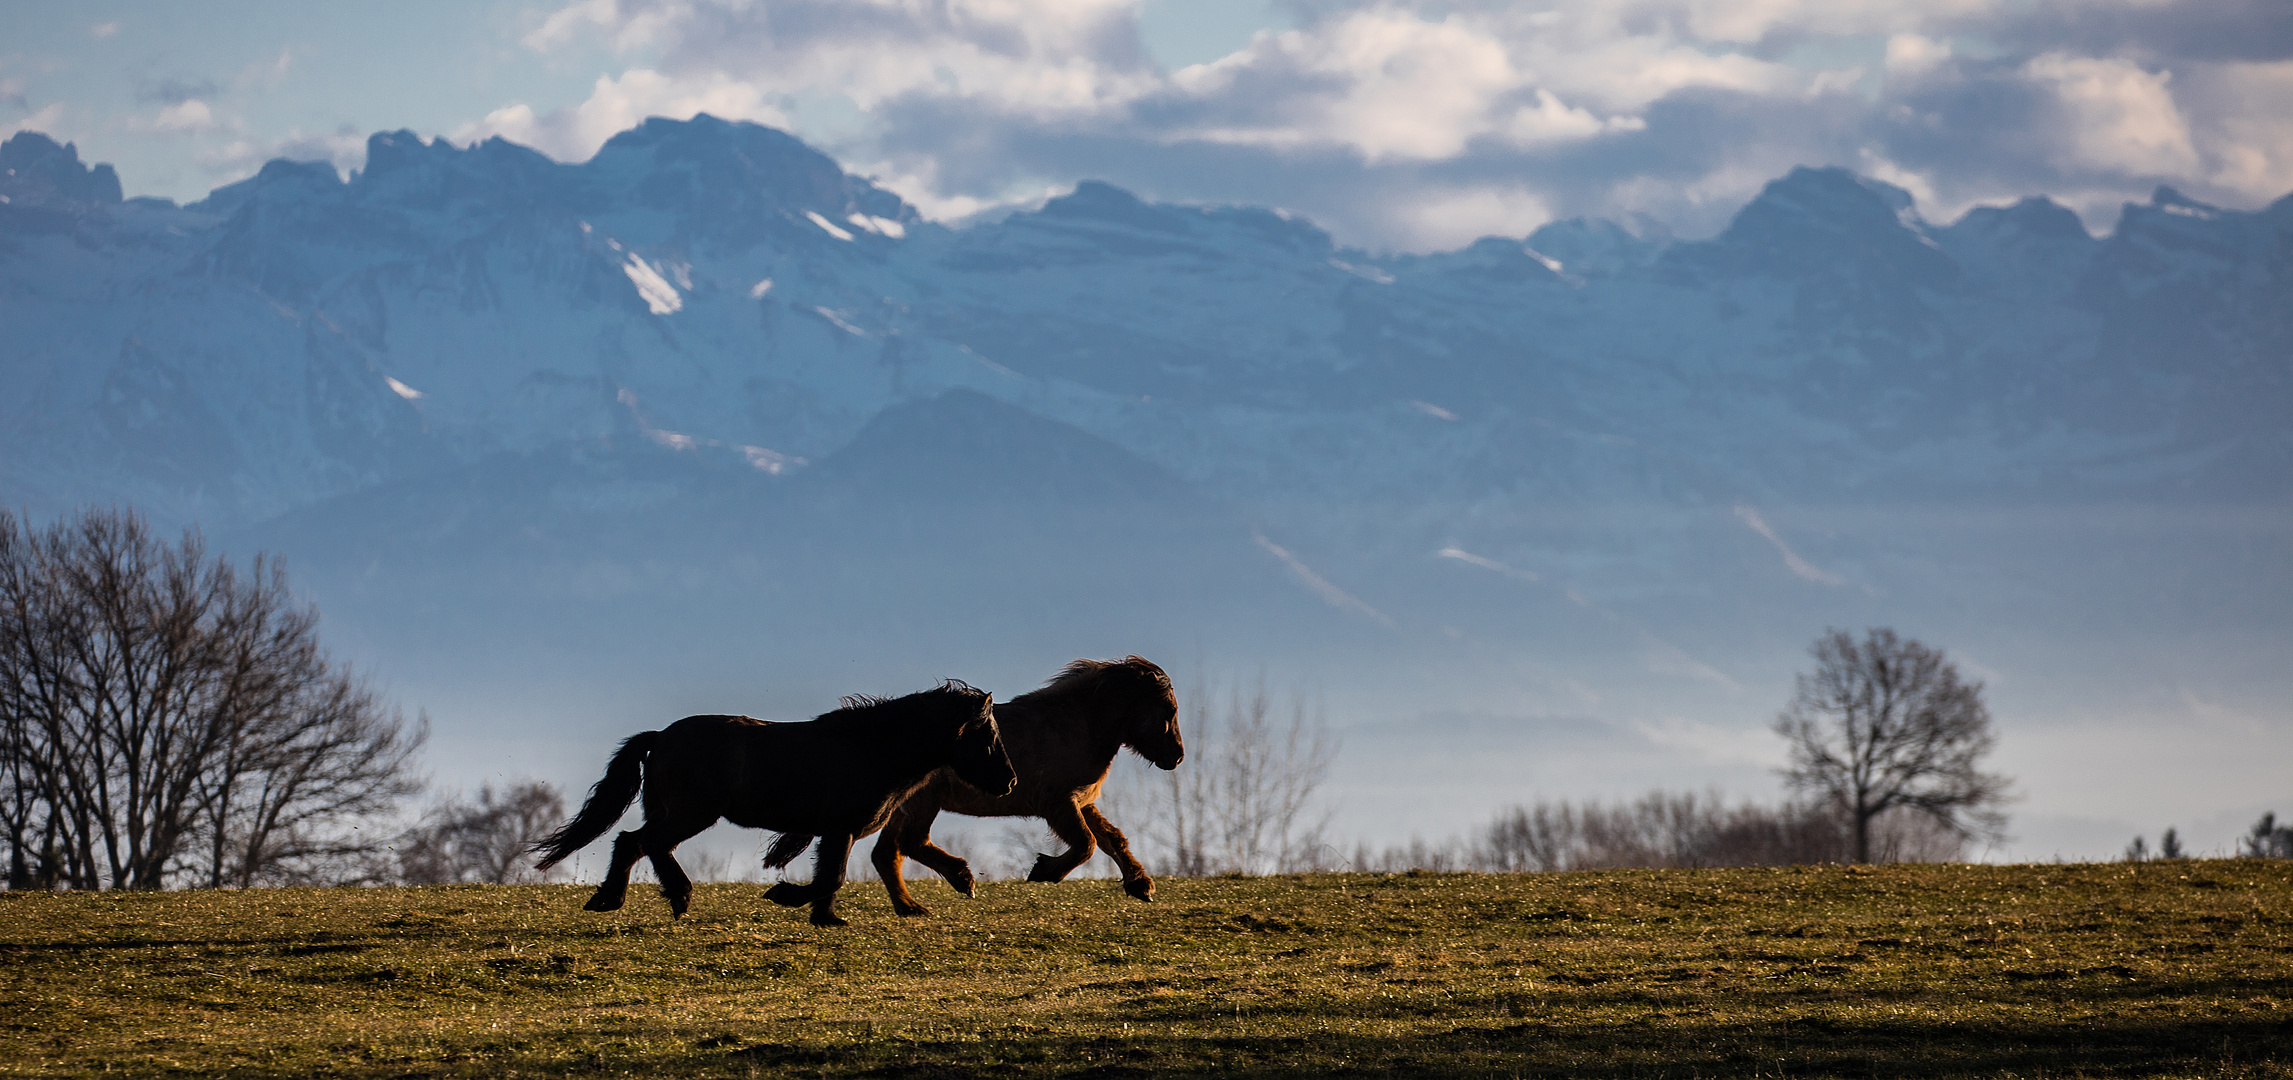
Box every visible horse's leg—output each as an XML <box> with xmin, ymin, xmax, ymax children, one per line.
<box><xmin>583</xmin><ymin>830</ymin><xmax>646</xmax><ymax>912</ymax></box>
<box><xmin>1026</xmin><ymin>798</ymin><xmax>1097</xmax><ymax>883</ymax></box>
<box><xmin>872</xmin><ymin>808</ymin><xmax>931</xmax><ymax>917</ymax></box>
<box><xmin>1081</xmin><ymin>803</ymin><xmax>1155</xmax><ymax>902</ymax></box>
<box><xmin>805</xmin><ymin>831</ymin><xmax>857</xmax><ymax>928</ymax></box>
<box><xmin>897</xmin><ymin>802</ymin><xmax>977</xmax><ymax>899</ymax></box>
<box><xmin>637</xmin><ymin>814</ymin><xmax>715</xmax><ymax>918</ymax></box>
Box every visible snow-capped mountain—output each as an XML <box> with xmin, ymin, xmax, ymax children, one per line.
<box><xmin>7</xmin><ymin>117</ymin><xmax>2287</xmax><ymax>529</ymax></box>
<box><xmin>5</xmin><ymin>117</ymin><xmax>2289</xmax><ymax>856</ymax></box>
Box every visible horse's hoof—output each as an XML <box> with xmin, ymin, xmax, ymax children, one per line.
<box><xmin>583</xmin><ymin>892</ymin><xmax>625</xmax><ymax>912</ymax></box>
<box><xmin>949</xmin><ymin>866</ymin><xmax>976</xmax><ymax>898</ymax></box>
<box><xmin>1026</xmin><ymin>854</ymin><xmax>1068</xmax><ymax>883</ymax></box>
<box><xmin>764</xmin><ymin>882</ymin><xmax>807</xmax><ymax>907</ymax></box>
<box><xmin>1124</xmin><ymin>878</ymin><xmax>1155</xmax><ymax>903</ymax></box>
<box><xmin>894</xmin><ymin>904</ymin><xmax>932</xmax><ymax>918</ymax></box>
<box><xmin>810</xmin><ymin>912</ymin><xmax>849</xmax><ymax>928</ymax></box>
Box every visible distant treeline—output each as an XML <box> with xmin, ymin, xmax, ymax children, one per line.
<box><xmin>1345</xmin><ymin>792</ymin><xmax>1966</xmax><ymax>875</ymax></box>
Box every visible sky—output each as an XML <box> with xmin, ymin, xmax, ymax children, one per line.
<box><xmin>6</xmin><ymin>0</ymin><xmax>2293</xmax><ymax>250</ymax></box>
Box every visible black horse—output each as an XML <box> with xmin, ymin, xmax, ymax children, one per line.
<box><xmin>531</xmin><ymin>680</ymin><xmax>1014</xmax><ymax>927</ymax></box>
<box><xmin>764</xmin><ymin>657</ymin><xmax>1184</xmax><ymax>913</ymax></box>
<box><xmin>871</xmin><ymin>656</ymin><xmax>1182</xmax><ymax>913</ymax></box>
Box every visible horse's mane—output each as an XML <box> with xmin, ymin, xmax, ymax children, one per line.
<box><xmin>1014</xmin><ymin>656</ymin><xmax>1172</xmax><ymax>706</ymax></box>
<box><xmin>822</xmin><ymin>679</ymin><xmax>983</xmax><ymax>721</ymax></box>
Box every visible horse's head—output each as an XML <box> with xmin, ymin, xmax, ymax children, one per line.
<box><xmin>938</xmin><ymin>680</ymin><xmax>1017</xmax><ymax>797</ymax></box>
<box><xmin>1112</xmin><ymin>656</ymin><xmax>1184</xmax><ymax>771</ymax></box>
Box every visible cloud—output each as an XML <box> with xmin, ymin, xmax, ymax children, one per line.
<box><xmin>2182</xmin><ymin>59</ymin><xmax>2293</xmax><ymax>200</ymax></box>
<box><xmin>200</xmin><ymin>128</ymin><xmax>368</xmax><ymax>186</ymax></box>
<box><xmin>91</xmin><ymin>21</ymin><xmax>121</xmax><ymax>40</ymax></box>
<box><xmin>453</xmin><ymin>69</ymin><xmax>791</xmax><ymax>162</ymax></box>
<box><xmin>14</xmin><ymin>102</ymin><xmax>66</xmax><ymax>135</ymax></box>
<box><xmin>478</xmin><ymin>0</ymin><xmax>2293</xmax><ymax>250</ymax></box>
<box><xmin>1884</xmin><ymin>33</ymin><xmax>1952</xmax><ymax>78</ymax></box>
<box><xmin>1436</xmin><ymin>546</ymin><xmax>1540</xmax><ymax>583</ymax></box>
<box><xmin>1732</xmin><ymin>504</ymin><xmax>1847</xmax><ymax>586</ymax></box>
<box><xmin>1254</xmin><ymin>532</ymin><xmax>1395</xmax><ymax>627</ymax></box>
<box><xmin>149</xmin><ymin>99</ymin><xmax>216</xmax><ymax>132</ymax></box>
<box><xmin>1398</xmin><ymin>185</ymin><xmax>1557</xmax><ymax>250</ymax></box>
<box><xmin>2022</xmin><ymin>53</ymin><xmax>2198</xmax><ymax>177</ymax></box>
<box><xmin>138</xmin><ymin>77</ymin><xmax>221</xmax><ymax>106</ymax></box>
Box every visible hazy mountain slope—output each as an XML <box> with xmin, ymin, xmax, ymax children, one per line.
<box><xmin>5</xmin><ymin>119</ymin><xmax>2290</xmax><ymax>858</ymax></box>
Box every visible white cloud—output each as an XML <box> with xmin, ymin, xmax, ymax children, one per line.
<box><xmin>475</xmin><ymin>0</ymin><xmax>2293</xmax><ymax>250</ymax></box>
<box><xmin>91</xmin><ymin>21</ymin><xmax>121</xmax><ymax>40</ymax></box>
<box><xmin>1732</xmin><ymin>504</ymin><xmax>1847</xmax><ymax>586</ymax></box>
<box><xmin>1175</xmin><ymin>11</ymin><xmax>1521</xmax><ymax>161</ymax></box>
<box><xmin>854</xmin><ymin>159</ymin><xmax>1029</xmax><ymax>221</ymax></box>
<box><xmin>2184</xmin><ymin>59</ymin><xmax>2293</xmax><ymax>202</ymax></box>
<box><xmin>1856</xmin><ymin>147</ymin><xmax>1941</xmax><ymax>213</ymax></box>
<box><xmin>1254</xmin><ymin>532</ymin><xmax>1395</xmax><ymax>627</ymax></box>
<box><xmin>1884</xmin><ymin>33</ymin><xmax>1952</xmax><ymax>78</ymax></box>
<box><xmin>1437</xmin><ymin>546</ymin><xmax>1538</xmax><ymax>581</ymax></box>
<box><xmin>1163</xmin><ymin>7</ymin><xmax>1782</xmax><ymax>163</ymax></box>
<box><xmin>151</xmin><ymin>99</ymin><xmax>215</xmax><ymax>132</ymax></box>
<box><xmin>2024</xmin><ymin>53</ymin><xmax>2199</xmax><ymax>177</ymax></box>
<box><xmin>15</xmin><ymin>102</ymin><xmax>66</xmax><ymax>134</ymax></box>
<box><xmin>525</xmin><ymin>0</ymin><xmax>689</xmax><ymax>53</ymax></box>
<box><xmin>534</xmin><ymin>0</ymin><xmax>1156</xmax><ymax>116</ymax></box>
<box><xmin>199</xmin><ymin>129</ymin><xmax>366</xmax><ymax>186</ymax></box>
<box><xmin>1398</xmin><ymin>186</ymin><xmax>1556</xmax><ymax>249</ymax></box>
<box><xmin>453</xmin><ymin>70</ymin><xmax>791</xmax><ymax>162</ymax></box>
<box><xmin>1669</xmin><ymin>0</ymin><xmax>1994</xmax><ymax>45</ymax></box>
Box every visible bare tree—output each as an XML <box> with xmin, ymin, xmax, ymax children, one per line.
<box><xmin>0</xmin><ymin>507</ymin><xmax>422</xmax><ymax>890</ymax></box>
<box><xmin>1136</xmin><ymin>678</ymin><xmax>1336</xmax><ymax>876</ymax></box>
<box><xmin>2242</xmin><ymin>813</ymin><xmax>2291</xmax><ymax>859</ymax></box>
<box><xmin>398</xmin><ymin>780</ymin><xmax>567</xmax><ymax>885</ymax></box>
<box><xmin>1472</xmin><ymin>791</ymin><xmax>1861</xmax><ymax>872</ymax></box>
<box><xmin>1774</xmin><ymin>628</ymin><xmax>2010</xmax><ymax>863</ymax></box>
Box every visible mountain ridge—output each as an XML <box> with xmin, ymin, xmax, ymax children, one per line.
<box><xmin>8</xmin><ymin>120</ymin><xmax>2290</xmax><ymax>860</ymax></box>
<box><xmin>6</xmin><ymin>117</ymin><xmax>2289</xmax><ymax>537</ymax></box>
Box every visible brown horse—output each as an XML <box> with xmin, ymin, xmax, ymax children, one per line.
<box><xmin>530</xmin><ymin>681</ymin><xmax>1013</xmax><ymax>927</ymax></box>
<box><xmin>857</xmin><ymin>656</ymin><xmax>1183</xmax><ymax>914</ymax></box>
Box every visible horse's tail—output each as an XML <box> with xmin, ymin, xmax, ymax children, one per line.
<box><xmin>762</xmin><ymin>831</ymin><xmax>814</xmax><ymax>870</ymax></box>
<box><xmin>531</xmin><ymin>731</ymin><xmax>659</xmax><ymax>870</ymax></box>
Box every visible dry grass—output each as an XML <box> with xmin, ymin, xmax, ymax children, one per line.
<box><xmin>2</xmin><ymin>860</ymin><xmax>2289</xmax><ymax>1077</ymax></box>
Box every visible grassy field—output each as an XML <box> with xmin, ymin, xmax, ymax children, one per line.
<box><xmin>2</xmin><ymin>861</ymin><xmax>2288</xmax><ymax>1078</ymax></box>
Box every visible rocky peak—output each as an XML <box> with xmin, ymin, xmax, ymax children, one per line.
<box><xmin>1666</xmin><ymin>165</ymin><xmax>1955</xmax><ymax>290</ymax></box>
<box><xmin>1038</xmin><ymin>180</ymin><xmax>1185</xmax><ymax>233</ymax></box>
<box><xmin>1950</xmin><ymin>196</ymin><xmax>2090</xmax><ymax>242</ymax></box>
<box><xmin>0</xmin><ymin>131</ymin><xmax>124</xmax><ymax>209</ymax></box>
<box><xmin>350</xmin><ymin>129</ymin><xmax>570</xmax><ymax>215</ymax></box>
<box><xmin>582</xmin><ymin>114</ymin><xmax>912</xmax><ymax>244</ymax></box>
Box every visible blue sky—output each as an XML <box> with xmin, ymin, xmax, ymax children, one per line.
<box><xmin>6</xmin><ymin>0</ymin><xmax>2291</xmax><ymax>249</ymax></box>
